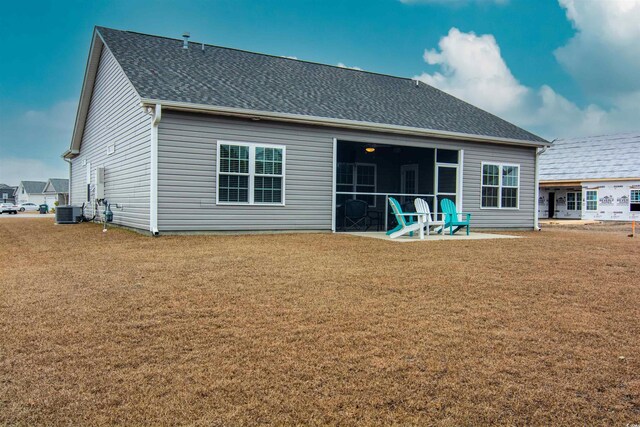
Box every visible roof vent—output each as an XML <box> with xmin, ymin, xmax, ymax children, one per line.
<box><xmin>182</xmin><ymin>32</ymin><xmax>190</xmax><ymax>49</ymax></box>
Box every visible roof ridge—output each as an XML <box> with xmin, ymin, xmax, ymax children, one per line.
<box><xmin>96</xmin><ymin>26</ymin><xmax>416</xmax><ymax>83</ymax></box>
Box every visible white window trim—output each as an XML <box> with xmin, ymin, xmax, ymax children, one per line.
<box><xmin>566</xmin><ymin>191</ymin><xmax>583</xmax><ymax>211</ymax></box>
<box><xmin>215</xmin><ymin>140</ymin><xmax>286</xmax><ymax>206</ymax></box>
<box><xmin>585</xmin><ymin>189</ymin><xmax>598</xmax><ymax>211</ymax></box>
<box><xmin>480</xmin><ymin>162</ymin><xmax>520</xmax><ymax>210</ymax></box>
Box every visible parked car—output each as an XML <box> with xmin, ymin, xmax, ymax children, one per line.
<box><xmin>18</xmin><ymin>202</ymin><xmax>39</xmax><ymax>212</ymax></box>
<box><xmin>0</xmin><ymin>203</ymin><xmax>18</xmax><ymax>214</ymax></box>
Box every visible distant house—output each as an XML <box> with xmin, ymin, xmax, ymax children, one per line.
<box><xmin>0</xmin><ymin>184</ymin><xmax>17</xmax><ymax>203</ymax></box>
<box><xmin>42</xmin><ymin>178</ymin><xmax>70</xmax><ymax>208</ymax></box>
<box><xmin>63</xmin><ymin>27</ymin><xmax>549</xmax><ymax>234</ymax></box>
<box><xmin>538</xmin><ymin>133</ymin><xmax>640</xmax><ymax>221</ymax></box>
<box><xmin>14</xmin><ymin>181</ymin><xmax>47</xmax><ymax>205</ymax></box>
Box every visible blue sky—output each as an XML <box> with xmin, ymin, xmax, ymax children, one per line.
<box><xmin>1</xmin><ymin>0</ymin><xmax>639</xmax><ymax>185</ymax></box>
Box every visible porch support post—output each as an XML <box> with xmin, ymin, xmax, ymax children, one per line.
<box><xmin>458</xmin><ymin>149</ymin><xmax>464</xmax><ymax>210</ymax></box>
<box><xmin>331</xmin><ymin>138</ymin><xmax>337</xmax><ymax>232</ymax></box>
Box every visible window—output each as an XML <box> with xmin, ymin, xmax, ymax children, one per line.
<box><xmin>567</xmin><ymin>191</ymin><xmax>582</xmax><ymax>211</ymax></box>
<box><xmin>217</xmin><ymin>141</ymin><xmax>285</xmax><ymax>205</ymax></box>
<box><xmin>481</xmin><ymin>163</ymin><xmax>519</xmax><ymax>209</ymax></box>
<box><xmin>631</xmin><ymin>190</ymin><xmax>640</xmax><ymax>212</ymax></box>
<box><xmin>336</xmin><ymin>163</ymin><xmax>377</xmax><ymax>206</ymax></box>
<box><xmin>586</xmin><ymin>190</ymin><xmax>598</xmax><ymax>211</ymax></box>
<box><xmin>254</xmin><ymin>147</ymin><xmax>283</xmax><ymax>203</ymax></box>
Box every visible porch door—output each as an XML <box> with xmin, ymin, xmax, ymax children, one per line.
<box><xmin>436</xmin><ymin>164</ymin><xmax>458</xmax><ymax>212</ymax></box>
<box><xmin>548</xmin><ymin>192</ymin><xmax>555</xmax><ymax>219</ymax></box>
<box><xmin>400</xmin><ymin>164</ymin><xmax>418</xmax><ymax>204</ymax></box>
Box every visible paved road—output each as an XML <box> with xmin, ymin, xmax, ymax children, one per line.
<box><xmin>0</xmin><ymin>213</ymin><xmax>55</xmax><ymax>219</ymax></box>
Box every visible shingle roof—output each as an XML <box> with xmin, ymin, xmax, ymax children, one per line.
<box><xmin>96</xmin><ymin>27</ymin><xmax>546</xmax><ymax>144</ymax></box>
<box><xmin>45</xmin><ymin>178</ymin><xmax>69</xmax><ymax>194</ymax></box>
<box><xmin>539</xmin><ymin>132</ymin><xmax>640</xmax><ymax>182</ymax></box>
<box><xmin>20</xmin><ymin>181</ymin><xmax>47</xmax><ymax>194</ymax></box>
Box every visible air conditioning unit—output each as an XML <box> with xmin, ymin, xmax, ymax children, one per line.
<box><xmin>55</xmin><ymin>206</ymin><xmax>84</xmax><ymax>224</ymax></box>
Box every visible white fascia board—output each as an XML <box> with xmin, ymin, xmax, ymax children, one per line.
<box><xmin>140</xmin><ymin>98</ymin><xmax>550</xmax><ymax>149</ymax></box>
<box><xmin>65</xmin><ymin>29</ymin><xmax>104</xmax><ymax>158</ymax></box>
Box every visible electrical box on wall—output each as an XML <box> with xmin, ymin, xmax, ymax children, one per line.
<box><xmin>96</xmin><ymin>167</ymin><xmax>105</xmax><ymax>200</ymax></box>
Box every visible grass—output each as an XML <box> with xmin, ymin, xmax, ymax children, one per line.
<box><xmin>1</xmin><ymin>219</ymin><xmax>639</xmax><ymax>425</ymax></box>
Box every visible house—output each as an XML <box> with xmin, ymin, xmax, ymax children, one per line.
<box><xmin>14</xmin><ymin>181</ymin><xmax>47</xmax><ymax>205</ymax></box>
<box><xmin>0</xmin><ymin>184</ymin><xmax>17</xmax><ymax>204</ymax></box>
<box><xmin>538</xmin><ymin>133</ymin><xmax>640</xmax><ymax>221</ymax></box>
<box><xmin>42</xmin><ymin>178</ymin><xmax>70</xmax><ymax>208</ymax></box>
<box><xmin>62</xmin><ymin>27</ymin><xmax>549</xmax><ymax>235</ymax></box>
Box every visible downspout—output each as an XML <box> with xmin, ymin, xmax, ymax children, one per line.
<box><xmin>149</xmin><ymin>104</ymin><xmax>162</xmax><ymax>236</ymax></box>
<box><xmin>534</xmin><ymin>142</ymin><xmax>551</xmax><ymax>231</ymax></box>
<box><xmin>63</xmin><ymin>157</ymin><xmax>72</xmax><ymax>205</ymax></box>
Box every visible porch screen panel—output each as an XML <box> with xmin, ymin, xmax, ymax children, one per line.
<box><xmin>355</xmin><ymin>164</ymin><xmax>376</xmax><ymax>206</ymax></box>
<box><xmin>437</xmin><ymin>167</ymin><xmax>457</xmax><ymax>194</ymax></box>
<box><xmin>436</xmin><ymin>149</ymin><xmax>458</xmax><ymax>164</ymax></box>
<box><xmin>336</xmin><ymin>163</ymin><xmax>354</xmax><ymax>206</ymax></box>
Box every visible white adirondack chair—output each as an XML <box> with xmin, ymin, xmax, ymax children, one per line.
<box><xmin>414</xmin><ymin>198</ymin><xmax>445</xmax><ymax>236</ymax></box>
<box><xmin>386</xmin><ymin>197</ymin><xmax>424</xmax><ymax>239</ymax></box>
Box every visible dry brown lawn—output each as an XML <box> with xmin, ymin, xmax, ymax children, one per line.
<box><xmin>1</xmin><ymin>219</ymin><xmax>639</xmax><ymax>426</ymax></box>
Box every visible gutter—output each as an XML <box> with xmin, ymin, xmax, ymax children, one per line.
<box><xmin>62</xmin><ymin>149</ymin><xmax>80</xmax><ymax>159</ymax></box>
<box><xmin>140</xmin><ymin>98</ymin><xmax>550</xmax><ymax>149</ymax></box>
<box><xmin>148</xmin><ymin>104</ymin><xmax>162</xmax><ymax>236</ymax></box>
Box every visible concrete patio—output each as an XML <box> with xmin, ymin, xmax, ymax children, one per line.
<box><xmin>345</xmin><ymin>231</ymin><xmax>521</xmax><ymax>242</ymax></box>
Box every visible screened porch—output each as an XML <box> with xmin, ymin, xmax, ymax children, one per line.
<box><xmin>334</xmin><ymin>140</ymin><xmax>461</xmax><ymax>232</ymax></box>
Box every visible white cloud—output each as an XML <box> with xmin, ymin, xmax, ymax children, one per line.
<box><xmin>337</xmin><ymin>62</ymin><xmax>362</xmax><ymax>71</ymax></box>
<box><xmin>415</xmin><ymin>28</ymin><xmax>528</xmax><ymax>116</ymax></box>
<box><xmin>0</xmin><ymin>157</ymin><xmax>68</xmax><ymax>186</ymax></box>
<box><xmin>555</xmin><ymin>0</ymin><xmax>640</xmax><ymax>100</ymax></box>
<box><xmin>414</xmin><ymin>27</ymin><xmax>640</xmax><ymax>139</ymax></box>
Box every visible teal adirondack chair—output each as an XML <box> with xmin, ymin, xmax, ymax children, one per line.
<box><xmin>386</xmin><ymin>197</ymin><xmax>422</xmax><ymax>239</ymax></box>
<box><xmin>440</xmin><ymin>198</ymin><xmax>471</xmax><ymax>235</ymax></box>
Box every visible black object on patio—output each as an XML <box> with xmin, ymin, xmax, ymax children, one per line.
<box><xmin>343</xmin><ymin>199</ymin><xmax>369</xmax><ymax>231</ymax></box>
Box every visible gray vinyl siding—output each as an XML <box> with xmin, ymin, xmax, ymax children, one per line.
<box><xmin>70</xmin><ymin>46</ymin><xmax>151</xmax><ymax>230</ymax></box>
<box><xmin>462</xmin><ymin>144</ymin><xmax>535</xmax><ymax>228</ymax></box>
<box><xmin>158</xmin><ymin>111</ymin><xmax>537</xmax><ymax>231</ymax></box>
<box><xmin>158</xmin><ymin>112</ymin><xmax>333</xmax><ymax>231</ymax></box>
